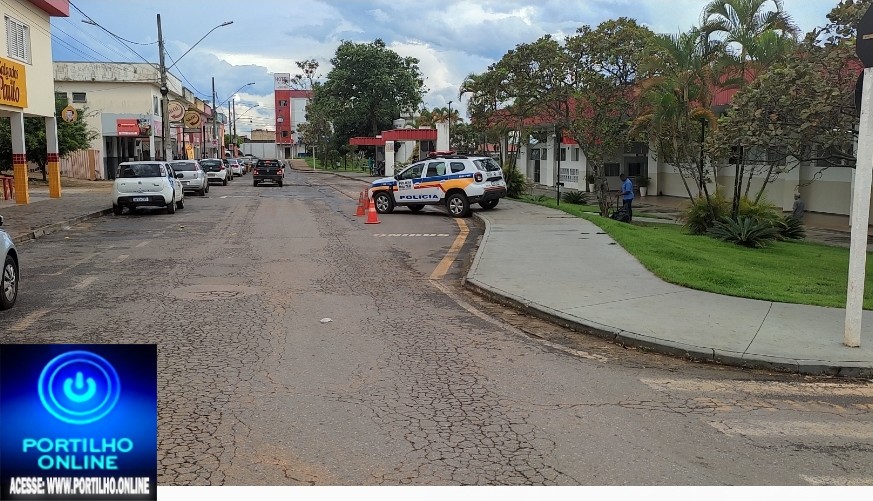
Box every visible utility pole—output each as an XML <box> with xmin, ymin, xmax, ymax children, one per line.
<box><xmin>227</xmin><ymin>99</ymin><xmax>232</xmax><ymax>157</ymax></box>
<box><xmin>212</xmin><ymin>77</ymin><xmax>217</xmax><ymax>158</ymax></box>
<box><xmin>232</xmin><ymin>99</ymin><xmax>237</xmax><ymax>155</ymax></box>
<box><xmin>157</xmin><ymin>14</ymin><xmax>172</xmax><ymax>161</ymax></box>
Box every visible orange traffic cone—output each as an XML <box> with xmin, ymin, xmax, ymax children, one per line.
<box><xmin>365</xmin><ymin>195</ymin><xmax>381</xmax><ymax>224</ymax></box>
<box><xmin>355</xmin><ymin>191</ymin><xmax>366</xmax><ymax>216</ymax></box>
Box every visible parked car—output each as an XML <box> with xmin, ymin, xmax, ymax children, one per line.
<box><xmin>369</xmin><ymin>152</ymin><xmax>507</xmax><ymax>218</ymax></box>
<box><xmin>228</xmin><ymin>159</ymin><xmax>244</xmax><ymax>177</ymax></box>
<box><xmin>200</xmin><ymin>159</ymin><xmax>230</xmax><ymax>185</ymax></box>
<box><xmin>170</xmin><ymin>160</ymin><xmax>209</xmax><ymax>196</ymax></box>
<box><xmin>111</xmin><ymin>161</ymin><xmax>185</xmax><ymax>215</ymax></box>
<box><xmin>223</xmin><ymin>158</ymin><xmax>235</xmax><ymax>180</ymax></box>
<box><xmin>0</xmin><ymin>215</ymin><xmax>18</xmax><ymax>310</ymax></box>
<box><xmin>252</xmin><ymin>159</ymin><xmax>284</xmax><ymax>187</ymax></box>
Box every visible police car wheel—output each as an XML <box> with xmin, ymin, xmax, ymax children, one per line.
<box><xmin>408</xmin><ymin>204</ymin><xmax>424</xmax><ymax>212</ymax></box>
<box><xmin>446</xmin><ymin>193</ymin><xmax>470</xmax><ymax>218</ymax></box>
<box><xmin>373</xmin><ymin>191</ymin><xmax>394</xmax><ymax>214</ymax></box>
<box><xmin>480</xmin><ymin>199</ymin><xmax>499</xmax><ymax>210</ymax></box>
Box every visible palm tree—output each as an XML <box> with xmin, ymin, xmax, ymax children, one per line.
<box><xmin>700</xmin><ymin>0</ymin><xmax>799</xmax><ymax>216</ymax></box>
<box><xmin>635</xmin><ymin>29</ymin><xmax>721</xmax><ymax>201</ymax></box>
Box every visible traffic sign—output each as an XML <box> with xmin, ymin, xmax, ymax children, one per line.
<box><xmin>857</xmin><ymin>4</ymin><xmax>873</xmax><ymax>67</ymax></box>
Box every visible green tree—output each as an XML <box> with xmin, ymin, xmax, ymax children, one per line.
<box><xmin>290</xmin><ymin>59</ymin><xmax>319</xmax><ymax>90</ymax></box>
<box><xmin>710</xmin><ymin>0</ymin><xmax>868</xmax><ymax>203</ymax></box>
<box><xmin>634</xmin><ymin>29</ymin><xmax>721</xmax><ymax>203</ymax></box>
<box><xmin>564</xmin><ymin>18</ymin><xmax>658</xmax><ymax>215</ymax></box>
<box><xmin>317</xmin><ymin>39</ymin><xmax>425</xmax><ymax>145</ymax></box>
<box><xmin>700</xmin><ymin>0</ymin><xmax>799</xmax><ymax>216</ymax></box>
<box><xmin>0</xmin><ymin>98</ymin><xmax>97</xmax><ymax>179</ymax></box>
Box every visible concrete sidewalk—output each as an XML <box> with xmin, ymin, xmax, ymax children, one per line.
<box><xmin>465</xmin><ymin>200</ymin><xmax>873</xmax><ymax>376</ymax></box>
<box><xmin>0</xmin><ymin>184</ymin><xmax>112</xmax><ymax>244</ymax></box>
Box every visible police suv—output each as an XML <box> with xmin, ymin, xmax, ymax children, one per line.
<box><xmin>368</xmin><ymin>153</ymin><xmax>507</xmax><ymax>218</ymax></box>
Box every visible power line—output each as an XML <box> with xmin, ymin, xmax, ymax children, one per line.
<box><xmin>69</xmin><ymin>2</ymin><xmax>157</xmax><ymax>46</ymax></box>
<box><xmin>164</xmin><ymin>50</ymin><xmax>209</xmax><ymax>99</ymax></box>
<box><xmin>68</xmin><ymin>1</ymin><xmax>158</xmax><ymax>71</ymax></box>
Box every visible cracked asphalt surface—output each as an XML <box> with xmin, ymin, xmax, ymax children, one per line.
<box><xmin>2</xmin><ymin>170</ymin><xmax>872</xmax><ymax>486</ymax></box>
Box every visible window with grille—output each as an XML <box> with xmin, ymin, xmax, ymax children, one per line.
<box><xmin>604</xmin><ymin>163</ymin><xmax>621</xmax><ymax>176</ymax></box>
<box><xmin>72</xmin><ymin>92</ymin><xmax>87</xmax><ymax>103</ymax></box>
<box><xmin>55</xmin><ymin>92</ymin><xmax>68</xmax><ymax>104</ymax></box>
<box><xmin>559</xmin><ymin>168</ymin><xmax>579</xmax><ymax>183</ymax></box>
<box><xmin>5</xmin><ymin>16</ymin><xmax>29</xmax><ymax>63</ymax></box>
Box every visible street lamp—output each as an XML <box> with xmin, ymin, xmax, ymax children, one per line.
<box><xmin>218</xmin><ymin>83</ymin><xmax>255</xmax><ymax>108</ymax></box>
<box><xmin>232</xmin><ymin>104</ymin><xmax>259</xmax><ymax>154</ymax></box>
<box><xmin>447</xmin><ymin>100</ymin><xmax>453</xmax><ymax>151</ymax></box>
<box><xmin>157</xmin><ymin>17</ymin><xmax>232</xmax><ymax>160</ymax></box>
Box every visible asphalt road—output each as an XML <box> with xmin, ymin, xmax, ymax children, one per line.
<box><xmin>2</xmin><ymin>170</ymin><xmax>872</xmax><ymax>486</ymax></box>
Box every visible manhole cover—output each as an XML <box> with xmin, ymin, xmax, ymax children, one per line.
<box><xmin>172</xmin><ymin>284</ymin><xmax>259</xmax><ymax>301</ymax></box>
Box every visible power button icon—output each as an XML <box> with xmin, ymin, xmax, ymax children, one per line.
<box><xmin>38</xmin><ymin>351</ymin><xmax>121</xmax><ymax>425</ymax></box>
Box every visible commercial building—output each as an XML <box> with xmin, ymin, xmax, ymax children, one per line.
<box><xmin>0</xmin><ymin>0</ymin><xmax>70</xmax><ymax>204</ymax></box>
<box><xmin>53</xmin><ymin>62</ymin><xmax>223</xmax><ymax>179</ymax></box>
<box><xmin>273</xmin><ymin>72</ymin><xmax>311</xmax><ymax>159</ymax></box>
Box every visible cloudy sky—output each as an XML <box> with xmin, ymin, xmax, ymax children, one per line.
<box><xmin>53</xmin><ymin>0</ymin><xmax>840</xmax><ymax>132</ymax></box>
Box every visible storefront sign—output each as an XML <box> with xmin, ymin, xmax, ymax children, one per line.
<box><xmin>168</xmin><ymin>101</ymin><xmax>185</xmax><ymax>122</ymax></box>
<box><xmin>116</xmin><ymin>118</ymin><xmax>152</xmax><ymax>137</ymax></box>
<box><xmin>183</xmin><ymin>110</ymin><xmax>201</xmax><ymax>128</ymax></box>
<box><xmin>61</xmin><ymin>105</ymin><xmax>78</xmax><ymax>123</ymax></box>
<box><xmin>0</xmin><ymin>57</ymin><xmax>27</xmax><ymax>108</ymax></box>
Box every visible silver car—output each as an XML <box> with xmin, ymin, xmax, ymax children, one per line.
<box><xmin>170</xmin><ymin>160</ymin><xmax>210</xmax><ymax>196</ymax></box>
<box><xmin>1</xmin><ymin>215</ymin><xmax>19</xmax><ymax>310</ymax></box>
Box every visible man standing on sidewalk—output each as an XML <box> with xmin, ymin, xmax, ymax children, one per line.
<box><xmin>619</xmin><ymin>173</ymin><xmax>634</xmax><ymax>222</ymax></box>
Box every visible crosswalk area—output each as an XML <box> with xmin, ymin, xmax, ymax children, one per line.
<box><xmin>640</xmin><ymin>377</ymin><xmax>873</xmax><ymax>486</ymax></box>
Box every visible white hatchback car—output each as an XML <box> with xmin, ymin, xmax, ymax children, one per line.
<box><xmin>112</xmin><ymin>161</ymin><xmax>185</xmax><ymax>215</ymax></box>
<box><xmin>228</xmin><ymin>159</ymin><xmax>244</xmax><ymax>177</ymax></box>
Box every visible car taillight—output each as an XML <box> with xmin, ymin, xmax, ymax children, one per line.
<box><xmin>474</xmin><ymin>172</ymin><xmax>483</xmax><ymax>182</ymax></box>
<box><xmin>277</xmin><ymin>169</ymin><xmax>284</xmax><ymax>175</ymax></box>
<box><xmin>219</xmin><ymin>166</ymin><xmax>225</xmax><ymax>170</ymax></box>
<box><xmin>253</xmin><ymin>170</ymin><xmax>258</xmax><ymax>175</ymax></box>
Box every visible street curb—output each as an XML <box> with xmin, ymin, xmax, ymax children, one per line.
<box><xmin>464</xmin><ymin>212</ymin><xmax>873</xmax><ymax>378</ymax></box>
<box><xmin>11</xmin><ymin>208</ymin><xmax>113</xmax><ymax>245</ymax></box>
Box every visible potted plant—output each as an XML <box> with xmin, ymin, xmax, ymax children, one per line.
<box><xmin>637</xmin><ymin>176</ymin><xmax>650</xmax><ymax>197</ymax></box>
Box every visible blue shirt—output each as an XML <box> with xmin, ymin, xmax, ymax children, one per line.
<box><xmin>621</xmin><ymin>178</ymin><xmax>634</xmax><ymax>200</ymax></box>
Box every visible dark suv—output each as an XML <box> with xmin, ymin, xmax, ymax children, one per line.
<box><xmin>252</xmin><ymin>159</ymin><xmax>284</xmax><ymax>187</ymax></box>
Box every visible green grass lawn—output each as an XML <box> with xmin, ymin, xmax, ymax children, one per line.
<box><xmin>517</xmin><ymin>196</ymin><xmax>873</xmax><ymax>309</ymax></box>
<box><xmin>302</xmin><ymin>157</ymin><xmax>368</xmax><ymax>172</ymax></box>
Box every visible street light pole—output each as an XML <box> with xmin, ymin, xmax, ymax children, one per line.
<box><xmin>447</xmin><ymin>100</ymin><xmax>453</xmax><ymax>151</ymax></box>
<box><xmin>212</xmin><ymin>77</ymin><xmax>217</xmax><ymax>158</ymax></box>
<box><xmin>157</xmin><ymin>14</ymin><xmax>171</xmax><ymax>161</ymax></box>
<box><xmin>232</xmin><ymin>99</ymin><xmax>237</xmax><ymax>153</ymax></box>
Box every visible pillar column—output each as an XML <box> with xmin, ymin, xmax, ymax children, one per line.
<box><xmin>46</xmin><ymin>116</ymin><xmax>62</xmax><ymax>199</ymax></box>
<box><xmin>11</xmin><ymin>111</ymin><xmax>29</xmax><ymax>204</ymax></box>
<box><xmin>385</xmin><ymin>141</ymin><xmax>396</xmax><ymax>177</ymax></box>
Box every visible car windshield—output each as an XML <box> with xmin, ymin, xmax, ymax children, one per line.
<box><xmin>201</xmin><ymin>160</ymin><xmax>222</xmax><ymax>171</ymax></box>
<box><xmin>473</xmin><ymin>158</ymin><xmax>501</xmax><ymax>172</ymax></box>
<box><xmin>170</xmin><ymin>162</ymin><xmax>197</xmax><ymax>171</ymax></box>
<box><xmin>117</xmin><ymin>163</ymin><xmax>163</xmax><ymax>178</ymax></box>
<box><xmin>257</xmin><ymin>160</ymin><xmax>280</xmax><ymax>167</ymax></box>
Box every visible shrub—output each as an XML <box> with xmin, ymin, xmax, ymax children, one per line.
<box><xmin>775</xmin><ymin>215</ymin><xmax>806</xmax><ymax>240</ymax></box>
<box><xmin>738</xmin><ymin>197</ymin><xmax>780</xmax><ymax>224</ymax></box>
<box><xmin>532</xmin><ymin>194</ymin><xmax>549</xmax><ymax>203</ymax></box>
<box><xmin>562</xmin><ymin>190</ymin><xmax>590</xmax><ymax>205</ymax></box>
<box><xmin>503</xmin><ymin>163</ymin><xmax>530</xmax><ymax>198</ymax></box>
<box><xmin>708</xmin><ymin>216</ymin><xmax>780</xmax><ymax>248</ymax></box>
<box><xmin>682</xmin><ymin>192</ymin><xmax>729</xmax><ymax>235</ymax></box>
